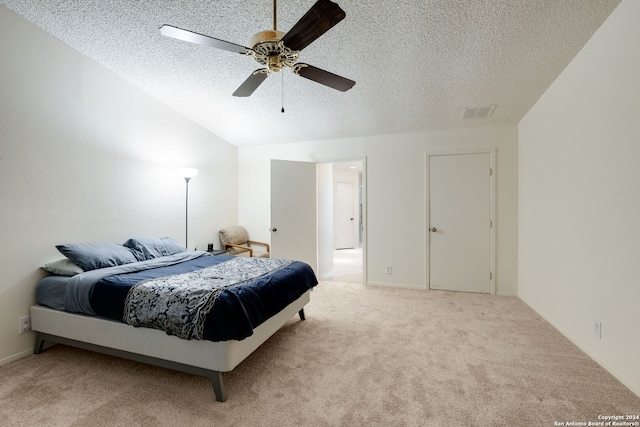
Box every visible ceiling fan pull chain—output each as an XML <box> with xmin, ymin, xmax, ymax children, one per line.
<box><xmin>281</xmin><ymin>72</ymin><xmax>285</xmax><ymax>113</ymax></box>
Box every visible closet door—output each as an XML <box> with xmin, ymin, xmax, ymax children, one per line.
<box><xmin>428</xmin><ymin>151</ymin><xmax>494</xmax><ymax>293</ymax></box>
<box><xmin>335</xmin><ymin>182</ymin><xmax>355</xmax><ymax>249</ymax></box>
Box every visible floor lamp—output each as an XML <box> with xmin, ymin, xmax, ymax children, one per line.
<box><xmin>178</xmin><ymin>168</ymin><xmax>198</xmax><ymax>249</ymax></box>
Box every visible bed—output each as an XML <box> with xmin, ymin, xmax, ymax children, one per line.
<box><xmin>31</xmin><ymin>237</ymin><xmax>318</xmax><ymax>402</ymax></box>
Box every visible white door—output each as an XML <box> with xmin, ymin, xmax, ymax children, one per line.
<box><xmin>270</xmin><ymin>159</ymin><xmax>317</xmax><ymax>273</ymax></box>
<box><xmin>428</xmin><ymin>152</ymin><xmax>493</xmax><ymax>293</ymax></box>
<box><xmin>335</xmin><ymin>182</ymin><xmax>355</xmax><ymax>249</ymax></box>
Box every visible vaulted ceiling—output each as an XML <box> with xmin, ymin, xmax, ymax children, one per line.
<box><xmin>0</xmin><ymin>0</ymin><xmax>621</xmax><ymax>147</ymax></box>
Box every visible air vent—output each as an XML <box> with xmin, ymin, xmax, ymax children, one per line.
<box><xmin>461</xmin><ymin>105</ymin><xmax>496</xmax><ymax>120</ymax></box>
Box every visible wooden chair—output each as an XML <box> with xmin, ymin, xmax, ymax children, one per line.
<box><xmin>219</xmin><ymin>226</ymin><xmax>270</xmax><ymax>258</ymax></box>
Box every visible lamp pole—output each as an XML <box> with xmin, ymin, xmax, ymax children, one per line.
<box><xmin>178</xmin><ymin>168</ymin><xmax>198</xmax><ymax>250</ymax></box>
<box><xmin>184</xmin><ymin>176</ymin><xmax>191</xmax><ymax>249</ymax></box>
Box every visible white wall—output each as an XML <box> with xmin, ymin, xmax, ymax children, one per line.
<box><xmin>238</xmin><ymin>125</ymin><xmax>518</xmax><ymax>294</ymax></box>
<box><xmin>518</xmin><ymin>0</ymin><xmax>639</xmax><ymax>396</ymax></box>
<box><xmin>0</xmin><ymin>6</ymin><xmax>238</xmax><ymax>364</ymax></box>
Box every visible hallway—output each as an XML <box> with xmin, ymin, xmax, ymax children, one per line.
<box><xmin>321</xmin><ymin>248</ymin><xmax>363</xmax><ymax>283</ymax></box>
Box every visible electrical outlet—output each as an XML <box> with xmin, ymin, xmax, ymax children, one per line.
<box><xmin>593</xmin><ymin>319</ymin><xmax>601</xmax><ymax>339</ymax></box>
<box><xmin>385</xmin><ymin>265</ymin><xmax>393</xmax><ymax>274</ymax></box>
<box><xmin>19</xmin><ymin>316</ymin><xmax>31</xmax><ymax>334</ymax></box>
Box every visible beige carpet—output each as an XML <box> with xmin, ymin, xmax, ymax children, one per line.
<box><xmin>321</xmin><ymin>249</ymin><xmax>363</xmax><ymax>283</ymax></box>
<box><xmin>1</xmin><ymin>282</ymin><xmax>638</xmax><ymax>426</ymax></box>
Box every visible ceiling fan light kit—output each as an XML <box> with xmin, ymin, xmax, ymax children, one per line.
<box><xmin>160</xmin><ymin>0</ymin><xmax>355</xmax><ymax>97</ymax></box>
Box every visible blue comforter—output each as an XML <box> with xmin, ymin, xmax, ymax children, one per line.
<box><xmin>78</xmin><ymin>253</ymin><xmax>316</xmax><ymax>341</ymax></box>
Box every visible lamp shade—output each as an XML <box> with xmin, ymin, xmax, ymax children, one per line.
<box><xmin>178</xmin><ymin>168</ymin><xmax>199</xmax><ymax>179</ymax></box>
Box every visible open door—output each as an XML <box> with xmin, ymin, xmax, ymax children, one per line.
<box><xmin>270</xmin><ymin>159</ymin><xmax>317</xmax><ymax>273</ymax></box>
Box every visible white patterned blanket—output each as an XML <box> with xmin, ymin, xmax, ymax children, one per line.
<box><xmin>123</xmin><ymin>257</ymin><xmax>293</xmax><ymax>340</ymax></box>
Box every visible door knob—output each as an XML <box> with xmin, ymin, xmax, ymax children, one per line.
<box><xmin>270</xmin><ymin>228</ymin><xmax>277</xmax><ymax>232</ymax></box>
<box><xmin>430</xmin><ymin>227</ymin><xmax>437</xmax><ymax>232</ymax></box>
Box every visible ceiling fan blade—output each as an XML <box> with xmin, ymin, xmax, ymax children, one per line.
<box><xmin>295</xmin><ymin>64</ymin><xmax>355</xmax><ymax>92</ymax></box>
<box><xmin>233</xmin><ymin>70</ymin><xmax>269</xmax><ymax>97</ymax></box>
<box><xmin>160</xmin><ymin>25</ymin><xmax>250</xmax><ymax>54</ymax></box>
<box><xmin>281</xmin><ymin>0</ymin><xmax>346</xmax><ymax>51</ymax></box>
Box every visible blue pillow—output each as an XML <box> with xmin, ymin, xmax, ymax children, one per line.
<box><xmin>56</xmin><ymin>242</ymin><xmax>138</xmax><ymax>271</ymax></box>
<box><xmin>123</xmin><ymin>237</ymin><xmax>187</xmax><ymax>261</ymax></box>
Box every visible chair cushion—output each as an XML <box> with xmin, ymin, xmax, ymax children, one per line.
<box><xmin>219</xmin><ymin>226</ymin><xmax>250</xmax><ymax>256</ymax></box>
<box><xmin>253</xmin><ymin>251</ymin><xmax>270</xmax><ymax>258</ymax></box>
<box><xmin>233</xmin><ymin>249</ymin><xmax>269</xmax><ymax>258</ymax></box>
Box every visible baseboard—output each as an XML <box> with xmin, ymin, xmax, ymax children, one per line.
<box><xmin>318</xmin><ymin>268</ymin><xmax>333</xmax><ymax>279</ymax></box>
<box><xmin>365</xmin><ymin>282</ymin><xmax>515</xmax><ymax>295</ymax></box>
<box><xmin>366</xmin><ymin>281</ymin><xmax>426</xmax><ymax>290</ymax></box>
<box><xmin>496</xmin><ymin>291</ymin><xmax>517</xmax><ymax>297</ymax></box>
<box><xmin>0</xmin><ymin>348</ymin><xmax>33</xmax><ymax>366</ymax></box>
<box><xmin>519</xmin><ymin>294</ymin><xmax>640</xmax><ymax>399</ymax></box>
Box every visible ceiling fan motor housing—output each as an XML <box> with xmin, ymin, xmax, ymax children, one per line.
<box><xmin>249</xmin><ymin>30</ymin><xmax>299</xmax><ymax>73</ymax></box>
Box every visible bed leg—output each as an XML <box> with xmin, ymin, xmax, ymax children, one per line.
<box><xmin>209</xmin><ymin>371</ymin><xmax>227</xmax><ymax>402</ymax></box>
<box><xmin>298</xmin><ymin>309</ymin><xmax>306</xmax><ymax>321</ymax></box>
<box><xmin>34</xmin><ymin>332</ymin><xmax>46</xmax><ymax>354</ymax></box>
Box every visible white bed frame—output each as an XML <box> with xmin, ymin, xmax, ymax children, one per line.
<box><xmin>30</xmin><ymin>290</ymin><xmax>310</xmax><ymax>402</ymax></box>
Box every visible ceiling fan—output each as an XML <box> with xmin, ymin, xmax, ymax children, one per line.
<box><xmin>160</xmin><ymin>0</ymin><xmax>356</xmax><ymax>97</ymax></box>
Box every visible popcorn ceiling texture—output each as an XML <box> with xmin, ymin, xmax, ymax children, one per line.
<box><xmin>0</xmin><ymin>0</ymin><xmax>621</xmax><ymax>146</ymax></box>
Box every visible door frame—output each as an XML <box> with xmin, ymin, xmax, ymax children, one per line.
<box><xmin>425</xmin><ymin>149</ymin><xmax>496</xmax><ymax>294</ymax></box>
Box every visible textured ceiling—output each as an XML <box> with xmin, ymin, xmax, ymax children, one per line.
<box><xmin>0</xmin><ymin>0</ymin><xmax>621</xmax><ymax>147</ymax></box>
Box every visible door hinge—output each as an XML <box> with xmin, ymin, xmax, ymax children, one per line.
<box><xmin>490</xmin><ymin>272</ymin><xmax>493</xmax><ymax>280</ymax></box>
<box><xmin>489</xmin><ymin>168</ymin><xmax>493</xmax><ymax>176</ymax></box>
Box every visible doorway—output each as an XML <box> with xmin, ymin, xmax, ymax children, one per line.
<box><xmin>320</xmin><ymin>160</ymin><xmax>365</xmax><ymax>283</ymax></box>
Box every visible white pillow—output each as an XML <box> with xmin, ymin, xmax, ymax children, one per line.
<box><xmin>42</xmin><ymin>258</ymin><xmax>85</xmax><ymax>276</ymax></box>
